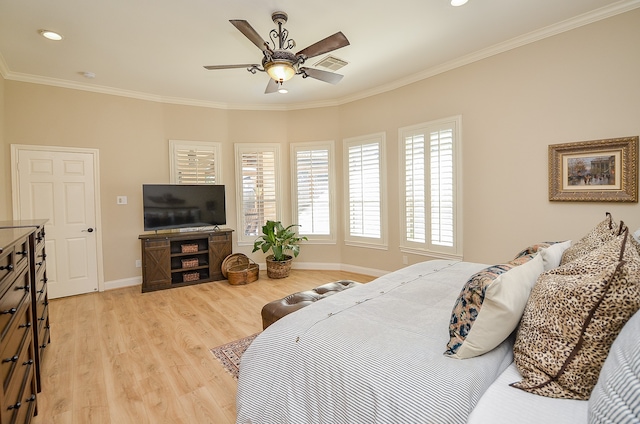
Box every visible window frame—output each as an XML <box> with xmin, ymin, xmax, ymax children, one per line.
<box><xmin>399</xmin><ymin>116</ymin><xmax>463</xmax><ymax>260</ymax></box>
<box><xmin>234</xmin><ymin>143</ymin><xmax>282</xmax><ymax>245</ymax></box>
<box><xmin>343</xmin><ymin>132</ymin><xmax>388</xmax><ymax>250</ymax></box>
<box><xmin>169</xmin><ymin>140</ymin><xmax>222</xmax><ymax>185</ymax></box>
<box><xmin>291</xmin><ymin>141</ymin><xmax>337</xmax><ymax>243</ymax></box>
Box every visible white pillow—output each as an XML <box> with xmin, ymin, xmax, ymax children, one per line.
<box><xmin>633</xmin><ymin>228</ymin><xmax>640</xmax><ymax>242</ymax></box>
<box><xmin>452</xmin><ymin>253</ymin><xmax>544</xmax><ymax>359</ymax></box>
<box><xmin>540</xmin><ymin>240</ymin><xmax>572</xmax><ymax>271</ymax></box>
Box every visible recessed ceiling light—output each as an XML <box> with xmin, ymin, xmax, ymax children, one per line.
<box><xmin>39</xmin><ymin>29</ymin><xmax>63</xmax><ymax>41</ymax></box>
<box><xmin>451</xmin><ymin>0</ymin><xmax>469</xmax><ymax>6</ymax></box>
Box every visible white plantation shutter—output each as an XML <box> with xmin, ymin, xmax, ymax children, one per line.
<box><xmin>405</xmin><ymin>134</ymin><xmax>426</xmax><ymax>243</ymax></box>
<box><xmin>235</xmin><ymin>144</ymin><xmax>280</xmax><ymax>243</ymax></box>
<box><xmin>400</xmin><ymin>117</ymin><xmax>461</xmax><ymax>258</ymax></box>
<box><xmin>430</xmin><ymin>128</ymin><xmax>454</xmax><ymax>247</ymax></box>
<box><xmin>344</xmin><ymin>133</ymin><xmax>387</xmax><ymax>248</ymax></box>
<box><xmin>169</xmin><ymin>140</ymin><xmax>221</xmax><ymax>184</ymax></box>
<box><xmin>292</xmin><ymin>142</ymin><xmax>334</xmax><ymax>240</ymax></box>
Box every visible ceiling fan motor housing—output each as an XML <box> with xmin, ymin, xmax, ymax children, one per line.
<box><xmin>271</xmin><ymin>11</ymin><xmax>288</xmax><ymax>25</ymax></box>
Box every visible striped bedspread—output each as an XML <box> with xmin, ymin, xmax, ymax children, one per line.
<box><xmin>236</xmin><ymin>260</ymin><xmax>514</xmax><ymax>424</ymax></box>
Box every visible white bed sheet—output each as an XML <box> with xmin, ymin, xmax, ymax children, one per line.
<box><xmin>468</xmin><ymin>363</ymin><xmax>588</xmax><ymax>424</ymax></box>
<box><xmin>236</xmin><ymin>260</ymin><xmax>514</xmax><ymax>424</ymax></box>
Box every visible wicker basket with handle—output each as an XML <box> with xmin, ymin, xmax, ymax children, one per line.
<box><xmin>227</xmin><ymin>259</ymin><xmax>259</xmax><ymax>285</ymax></box>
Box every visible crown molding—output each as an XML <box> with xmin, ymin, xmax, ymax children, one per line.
<box><xmin>2</xmin><ymin>0</ymin><xmax>639</xmax><ymax>111</ymax></box>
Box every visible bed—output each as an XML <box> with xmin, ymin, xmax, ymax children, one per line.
<box><xmin>235</xmin><ymin>260</ymin><xmax>514</xmax><ymax>424</ymax></box>
<box><xmin>236</xmin><ymin>215</ymin><xmax>640</xmax><ymax>424</ymax></box>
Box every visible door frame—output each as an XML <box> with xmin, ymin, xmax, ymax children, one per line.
<box><xmin>10</xmin><ymin>144</ymin><xmax>106</xmax><ymax>293</ymax></box>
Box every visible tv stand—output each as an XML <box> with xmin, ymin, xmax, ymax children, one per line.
<box><xmin>139</xmin><ymin>229</ymin><xmax>233</xmax><ymax>292</ymax></box>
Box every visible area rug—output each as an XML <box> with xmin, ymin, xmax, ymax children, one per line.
<box><xmin>210</xmin><ymin>333</ymin><xmax>259</xmax><ymax>380</ymax></box>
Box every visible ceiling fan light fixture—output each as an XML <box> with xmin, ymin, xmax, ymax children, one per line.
<box><xmin>264</xmin><ymin>60</ymin><xmax>296</xmax><ymax>82</ymax></box>
<box><xmin>39</xmin><ymin>29</ymin><xmax>63</xmax><ymax>41</ymax></box>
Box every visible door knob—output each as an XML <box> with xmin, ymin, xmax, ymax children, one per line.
<box><xmin>82</xmin><ymin>228</ymin><xmax>94</xmax><ymax>233</ymax></box>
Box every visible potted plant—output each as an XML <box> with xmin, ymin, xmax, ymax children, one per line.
<box><xmin>252</xmin><ymin>220</ymin><xmax>307</xmax><ymax>278</ymax></box>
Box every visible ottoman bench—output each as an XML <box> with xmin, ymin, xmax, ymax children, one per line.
<box><xmin>261</xmin><ymin>280</ymin><xmax>361</xmax><ymax>329</ymax></box>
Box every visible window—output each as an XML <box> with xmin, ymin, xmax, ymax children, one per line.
<box><xmin>169</xmin><ymin>140</ymin><xmax>222</xmax><ymax>184</ymax></box>
<box><xmin>291</xmin><ymin>141</ymin><xmax>335</xmax><ymax>242</ymax></box>
<box><xmin>343</xmin><ymin>133</ymin><xmax>387</xmax><ymax>249</ymax></box>
<box><xmin>400</xmin><ymin>116</ymin><xmax>462</xmax><ymax>259</ymax></box>
<box><xmin>235</xmin><ymin>144</ymin><xmax>281</xmax><ymax>244</ymax></box>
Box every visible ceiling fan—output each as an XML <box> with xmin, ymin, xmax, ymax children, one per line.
<box><xmin>204</xmin><ymin>11</ymin><xmax>350</xmax><ymax>94</ymax></box>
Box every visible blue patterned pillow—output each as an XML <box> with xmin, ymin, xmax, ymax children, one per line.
<box><xmin>444</xmin><ymin>252</ymin><xmax>543</xmax><ymax>359</ymax></box>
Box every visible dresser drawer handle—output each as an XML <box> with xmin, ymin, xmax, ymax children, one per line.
<box><xmin>16</xmin><ymin>285</ymin><xmax>30</xmax><ymax>292</ymax></box>
<box><xmin>16</xmin><ymin>251</ymin><xmax>27</xmax><ymax>256</ymax></box>
<box><xmin>23</xmin><ymin>359</ymin><xmax>34</xmax><ymax>366</ymax></box>
<box><xmin>0</xmin><ymin>264</ymin><xmax>13</xmax><ymax>271</ymax></box>
<box><xmin>2</xmin><ymin>355</ymin><xmax>18</xmax><ymax>363</ymax></box>
<box><xmin>19</xmin><ymin>322</ymin><xmax>32</xmax><ymax>329</ymax></box>
<box><xmin>26</xmin><ymin>394</ymin><xmax>36</xmax><ymax>402</ymax></box>
<box><xmin>8</xmin><ymin>401</ymin><xmax>21</xmax><ymax>410</ymax></box>
<box><xmin>0</xmin><ymin>308</ymin><xmax>17</xmax><ymax>315</ymax></box>
<box><xmin>36</xmin><ymin>261</ymin><xmax>44</xmax><ymax>266</ymax></box>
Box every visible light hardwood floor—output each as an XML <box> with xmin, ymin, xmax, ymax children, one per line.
<box><xmin>32</xmin><ymin>269</ymin><xmax>375</xmax><ymax>424</ymax></box>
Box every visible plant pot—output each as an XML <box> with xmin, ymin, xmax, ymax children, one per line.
<box><xmin>266</xmin><ymin>255</ymin><xmax>293</xmax><ymax>279</ymax></box>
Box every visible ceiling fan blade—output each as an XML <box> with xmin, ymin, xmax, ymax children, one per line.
<box><xmin>230</xmin><ymin>20</ymin><xmax>268</xmax><ymax>51</ymax></box>
<box><xmin>300</xmin><ymin>67</ymin><xmax>344</xmax><ymax>84</ymax></box>
<box><xmin>295</xmin><ymin>32</ymin><xmax>350</xmax><ymax>59</ymax></box>
<box><xmin>265</xmin><ymin>78</ymin><xmax>279</xmax><ymax>94</ymax></box>
<box><xmin>203</xmin><ymin>64</ymin><xmax>259</xmax><ymax>70</ymax></box>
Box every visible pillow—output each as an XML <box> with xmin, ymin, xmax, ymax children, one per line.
<box><xmin>560</xmin><ymin>212</ymin><xmax>617</xmax><ymax>266</ymax></box>
<box><xmin>513</xmin><ymin>242</ymin><xmax>553</xmax><ymax>259</ymax></box>
<box><xmin>444</xmin><ymin>253</ymin><xmax>544</xmax><ymax>359</ymax></box>
<box><xmin>511</xmin><ymin>229</ymin><xmax>640</xmax><ymax>399</ymax></box>
<box><xmin>539</xmin><ymin>240</ymin><xmax>572</xmax><ymax>271</ymax></box>
<box><xmin>588</xmin><ymin>310</ymin><xmax>640</xmax><ymax>423</ymax></box>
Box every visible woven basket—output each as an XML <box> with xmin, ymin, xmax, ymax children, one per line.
<box><xmin>181</xmin><ymin>243</ymin><xmax>198</xmax><ymax>253</ymax></box>
<box><xmin>221</xmin><ymin>253</ymin><xmax>249</xmax><ymax>278</ymax></box>
<box><xmin>266</xmin><ymin>255</ymin><xmax>292</xmax><ymax>279</ymax></box>
<box><xmin>227</xmin><ymin>259</ymin><xmax>259</xmax><ymax>285</ymax></box>
<box><xmin>181</xmin><ymin>258</ymin><xmax>199</xmax><ymax>268</ymax></box>
<box><xmin>182</xmin><ymin>271</ymin><xmax>200</xmax><ymax>282</ymax></box>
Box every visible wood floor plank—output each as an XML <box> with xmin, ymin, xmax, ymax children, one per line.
<box><xmin>32</xmin><ymin>269</ymin><xmax>376</xmax><ymax>423</ymax></box>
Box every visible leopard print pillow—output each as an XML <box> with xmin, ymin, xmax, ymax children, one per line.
<box><xmin>511</xmin><ymin>228</ymin><xmax>640</xmax><ymax>399</ymax></box>
<box><xmin>560</xmin><ymin>212</ymin><xmax>617</xmax><ymax>266</ymax></box>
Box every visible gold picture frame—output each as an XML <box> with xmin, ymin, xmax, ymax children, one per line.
<box><xmin>549</xmin><ymin>136</ymin><xmax>638</xmax><ymax>202</ymax></box>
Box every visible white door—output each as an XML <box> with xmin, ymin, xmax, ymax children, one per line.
<box><xmin>13</xmin><ymin>147</ymin><xmax>101</xmax><ymax>298</ymax></box>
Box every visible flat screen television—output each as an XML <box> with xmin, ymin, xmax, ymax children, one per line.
<box><xmin>142</xmin><ymin>184</ymin><xmax>226</xmax><ymax>232</ymax></box>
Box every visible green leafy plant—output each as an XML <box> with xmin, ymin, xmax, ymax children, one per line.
<box><xmin>252</xmin><ymin>220</ymin><xmax>308</xmax><ymax>261</ymax></box>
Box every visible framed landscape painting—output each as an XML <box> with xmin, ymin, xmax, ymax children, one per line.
<box><xmin>549</xmin><ymin>136</ymin><xmax>638</xmax><ymax>202</ymax></box>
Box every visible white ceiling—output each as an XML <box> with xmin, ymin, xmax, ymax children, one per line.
<box><xmin>1</xmin><ymin>0</ymin><xmax>638</xmax><ymax>110</ymax></box>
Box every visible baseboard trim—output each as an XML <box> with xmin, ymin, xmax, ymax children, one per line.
<box><xmin>104</xmin><ymin>276</ymin><xmax>141</xmax><ymax>291</ymax></box>
<box><xmin>103</xmin><ymin>263</ymin><xmax>388</xmax><ymax>292</ymax></box>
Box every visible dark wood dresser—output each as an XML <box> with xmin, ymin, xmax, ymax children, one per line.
<box><xmin>0</xmin><ymin>220</ymin><xmax>50</xmax><ymax>424</ymax></box>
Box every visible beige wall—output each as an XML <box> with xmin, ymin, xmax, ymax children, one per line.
<box><xmin>1</xmin><ymin>9</ymin><xmax>639</xmax><ymax>285</ymax></box>
<box><xmin>0</xmin><ymin>73</ymin><xmax>8</xmax><ymax>221</ymax></box>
